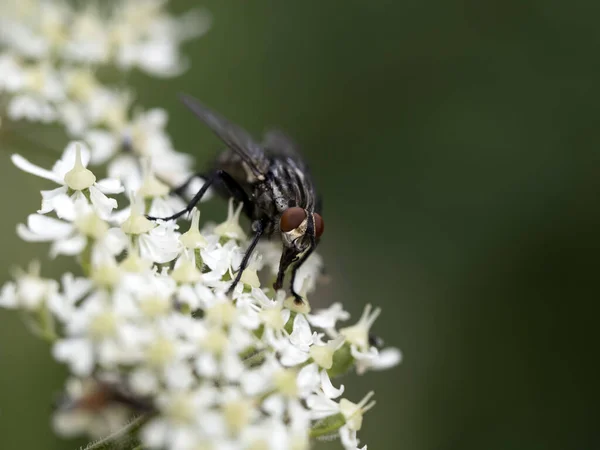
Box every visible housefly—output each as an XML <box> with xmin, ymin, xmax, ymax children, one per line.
<box><xmin>148</xmin><ymin>95</ymin><xmax>324</xmax><ymax>303</ymax></box>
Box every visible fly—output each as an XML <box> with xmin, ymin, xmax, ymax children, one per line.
<box><xmin>148</xmin><ymin>95</ymin><xmax>324</xmax><ymax>303</ymax></box>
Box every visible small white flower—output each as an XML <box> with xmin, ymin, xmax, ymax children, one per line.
<box><xmin>309</xmin><ymin>334</ymin><xmax>345</xmax><ymax>370</ymax></box>
<box><xmin>47</xmin><ymin>273</ymin><xmax>93</xmax><ymax>322</ymax></box>
<box><xmin>139</xmin><ymin>221</ymin><xmax>182</xmax><ymax>265</ymax></box>
<box><xmin>351</xmin><ymin>345</ymin><xmax>403</xmax><ymax>375</ymax></box>
<box><xmin>0</xmin><ymin>261</ymin><xmax>57</xmax><ymax>310</ymax></box>
<box><xmin>12</xmin><ymin>142</ymin><xmax>123</xmax><ymax>218</ymax></box>
<box><xmin>141</xmin><ymin>387</ymin><xmax>216</xmax><ymax>449</ymax></box>
<box><xmin>214</xmin><ymin>198</ymin><xmax>247</xmax><ymax>241</ymax></box>
<box><xmin>307</xmin><ymin>302</ymin><xmax>350</xmax><ymax>337</ymax></box>
<box><xmin>7</xmin><ymin>94</ymin><xmax>56</xmax><ymax>122</ymax></box>
<box><xmin>62</xmin><ymin>8</ymin><xmax>110</xmax><ymax>64</ymax></box>
<box><xmin>0</xmin><ymin>53</ymin><xmax>26</xmax><ymax>92</ymax></box>
<box><xmin>179</xmin><ymin>208</ymin><xmax>208</xmax><ymax>250</ymax></box>
<box><xmin>52</xmin><ymin>290</ymin><xmax>136</xmax><ymax>375</ymax></box>
<box><xmin>17</xmin><ymin>195</ymin><xmax>125</xmax><ymax>259</ymax></box>
<box><xmin>339</xmin><ymin>304</ymin><xmax>381</xmax><ymax>352</ymax></box>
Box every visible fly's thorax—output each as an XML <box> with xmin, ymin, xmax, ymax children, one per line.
<box><xmin>242</xmin><ymin>161</ymin><xmax>264</xmax><ymax>183</ymax></box>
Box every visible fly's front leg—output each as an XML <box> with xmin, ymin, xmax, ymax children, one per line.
<box><xmin>288</xmin><ymin>242</ymin><xmax>316</xmax><ymax>304</ymax></box>
<box><xmin>147</xmin><ymin>172</ymin><xmax>217</xmax><ymax>221</ymax></box>
<box><xmin>170</xmin><ymin>172</ymin><xmax>208</xmax><ymax>198</ymax></box>
<box><xmin>227</xmin><ymin>220</ymin><xmax>264</xmax><ymax>296</ymax></box>
<box><xmin>147</xmin><ymin>170</ymin><xmax>251</xmax><ymax>222</ymax></box>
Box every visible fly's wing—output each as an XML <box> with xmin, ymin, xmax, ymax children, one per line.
<box><xmin>262</xmin><ymin>129</ymin><xmax>309</xmax><ymax>171</ymax></box>
<box><xmin>180</xmin><ymin>94</ymin><xmax>269</xmax><ymax>179</ymax></box>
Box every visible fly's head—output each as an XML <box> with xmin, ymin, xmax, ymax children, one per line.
<box><xmin>274</xmin><ymin>207</ymin><xmax>324</xmax><ymax>290</ymax></box>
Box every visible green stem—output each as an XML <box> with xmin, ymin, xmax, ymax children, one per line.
<box><xmin>80</xmin><ymin>415</ymin><xmax>147</xmax><ymax>450</ymax></box>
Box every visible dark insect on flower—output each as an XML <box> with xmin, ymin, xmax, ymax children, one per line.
<box><xmin>53</xmin><ymin>379</ymin><xmax>153</xmax><ymax>414</ymax></box>
<box><xmin>148</xmin><ymin>95</ymin><xmax>324</xmax><ymax>303</ymax></box>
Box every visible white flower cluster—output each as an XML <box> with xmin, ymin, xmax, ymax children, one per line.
<box><xmin>1</xmin><ymin>141</ymin><xmax>401</xmax><ymax>450</ymax></box>
<box><xmin>0</xmin><ymin>2</ymin><xmax>401</xmax><ymax>450</ymax></box>
<box><xmin>0</xmin><ymin>0</ymin><xmax>209</xmax><ymax>192</ymax></box>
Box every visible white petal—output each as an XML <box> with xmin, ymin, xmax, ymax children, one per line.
<box><xmin>320</xmin><ymin>369</ymin><xmax>345</xmax><ymax>399</ymax></box>
<box><xmin>141</xmin><ymin>418</ymin><xmax>169</xmax><ymax>448</ymax></box>
<box><xmin>108</xmin><ymin>206</ymin><xmax>132</xmax><ymax>225</ymax></box>
<box><xmin>145</xmin><ymin>108</ymin><xmax>168</xmax><ymax>127</ymax></box>
<box><xmin>52</xmin><ymin>193</ymin><xmax>78</xmax><ymax>220</ymax></box>
<box><xmin>11</xmin><ymin>154</ymin><xmax>63</xmax><ymax>184</ymax></box>
<box><xmin>351</xmin><ymin>345</ymin><xmax>380</xmax><ymax>375</ymax></box>
<box><xmin>280</xmin><ymin>343</ymin><xmax>310</xmax><ymax>367</ymax></box>
<box><xmin>100</xmin><ymin>228</ymin><xmax>128</xmax><ymax>255</ymax></box>
<box><xmin>97</xmin><ymin>340</ymin><xmax>123</xmax><ymax>368</ymax></box>
<box><xmin>137</xmin><ymin>40</ymin><xmax>185</xmax><ymax>77</ymax></box>
<box><xmin>85</xmin><ymin>129</ymin><xmax>118</xmax><ymax>165</ymax></box>
<box><xmin>29</xmin><ymin>214</ymin><xmax>74</xmax><ymax>236</ymax></box>
<box><xmin>48</xmin><ymin>293</ymin><xmax>72</xmax><ymax>323</ymax></box>
<box><xmin>16</xmin><ymin>224</ymin><xmax>49</xmax><ymax>242</ymax></box>
<box><xmin>8</xmin><ymin>95</ymin><xmax>57</xmax><ymax>123</ymax></box>
<box><xmin>89</xmin><ymin>185</ymin><xmax>117</xmax><ymax>219</ymax></box>
<box><xmin>306</xmin><ymin>393</ymin><xmax>339</xmax><ymax>419</ymax></box>
<box><xmin>281</xmin><ymin>308</ymin><xmax>291</xmax><ymax>325</ymax></box>
<box><xmin>60</xmin><ymin>273</ymin><xmax>92</xmax><ymax>304</ymax></box>
<box><xmin>290</xmin><ymin>313</ymin><xmax>313</xmax><ymax>350</ymax></box>
<box><xmin>50</xmin><ymin>234</ymin><xmax>87</xmax><ymax>257</ymax></box>
<box><xmin>17</xmin><ymin>215</ymin><xmax>74</xmax><ymax>241</ymax></box>
<box><xmin>339</xmin><ymin>426</ymin><xmax>360</xmax><ymax>450</ymax></box>
<box><xmin>52</xmin><ymin>338</ymin><xmax>95</xmax><ymax>376</ymax></box>
<box><xmin>371</xmin><ymin>347</ymin><xmax>403</xmax><ymax>370</ymax></box>
<box><xmin>108</xmin><ymin>154</ymin><xmax>142</xmax><ymax>191</ymax></box>
<box><xmin>58</xmin><ymin>102</ymin><xmax>88</xmax><ymax>137</ymax></box>
<box><xmin>195</xmin><ymin>354</ymin><xmax>218</xmax><ymax>378</ymax></box>
<box><xmin>0</xmin><ymin>282</ymin><xmax>18</xmax><ymax>308</ymax></box>
<box><xmin>164</xmin><ymin>362</ymin><xmax>194</xmax><ymax>390</ymax></box>
<box><xmin>38</xmin><ymin>186</ymin><xmax>70</xmax><ymax>216</ymax></box>
<box><xmin>297</xmin><ymin>363</ymin><xmax>320</xmax><ymax>397</ymax></box>
<box><xmin>222</xmin><ymin>351</ymin><xmax>245</xmax><ymax>382</ymax></box>
<box><xmin>95</xmin><ymin>178</ymin><xmax>124</xmax><ymax>194</ymax></box>
<box><xmin>139</xmin><ymin>226</ymin><xmax>181</xmax><ymax>264</ymax></box>
<box><xmin>262</xmin><ymin>395</ymin><xmax>286</xmax><ymax>417</ymax></box>
<box><xmin>308</xmin><ymin>303</ymin><xmax>350</xmax><ymax>330</ymax></box>
<box><xmin>130</xmin><ymin>368</ymin><xmax>159</xmax><ymax>396</ymax></box>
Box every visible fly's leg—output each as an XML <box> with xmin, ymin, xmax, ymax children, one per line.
<box><xmin>215</xmin><ymin>171</ymin><xmax>254</xmax><ymax>218</ymax></box>
<box><xmin>170</xmin><ymin>172</ymin><xmax>209</xmax><ymax>198</ymax></box>
<box><xmin>227</xmin><ymin>220</ymin><xmax>264</xmax><ymax>295</ymax></box>
<box><xmin>147</xmin><ymin>170</ymin><xmax>252</xmax><ymax>221</ymax></box>
<box><xmin>287</xmin><ymin>242</ymin><xmax>316</xmax><ymax>304</ymax></box>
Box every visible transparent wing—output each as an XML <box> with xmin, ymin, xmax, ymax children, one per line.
<box><xmin>180</xmin><ymin>94</ymin><xmax>269</xmax><ymax>178</ymax></box>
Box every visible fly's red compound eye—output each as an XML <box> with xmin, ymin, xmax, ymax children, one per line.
<box><xmin>280</xmin><ymin>207</ymin><xmax>306</xmax><ymax>232</ymax></box>
<box><xmin>314</xmin><ymin>213</ymin><xmax>324</xmax><ymax>238</ymax></box>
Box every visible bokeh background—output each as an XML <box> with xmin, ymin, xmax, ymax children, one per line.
<box><xmin>1</xmin><ymin>1</ymin><xmax>598</xmax><ymax>449</ymax></box>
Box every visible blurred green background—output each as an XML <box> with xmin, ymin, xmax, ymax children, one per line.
<box><xmin>1</xmin><ymin>1</ymin><xmax>598</xmax><ymax>449</ymax></box>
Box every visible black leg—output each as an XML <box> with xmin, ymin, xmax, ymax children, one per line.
<box><xmin>214</xmin><ymin>171</ymin><xmax>254</xmax><ymax>218</ymax></box>
<box><xmin>147</xmin><ymin>170</ymin><xmax>251</xmax><ymax>221</ymax></box>
<box><xmin>170</xmin><ymin>172</ymin><xmax>208</xmax><ymax>197</ymax></box>
<box><xmin>288</xmin><ymin>240</ymin><xmax>316</xmax><ymax>303</ymax></box>
<box><xmin>147</xmin><ymin>172</ymin><xmax>216</xmax><ymax>221</ymax></box>
<box><xmin>227</xmin><ymin>220</ymin><xmax>264</xmax><ymax>295</ymax></box>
